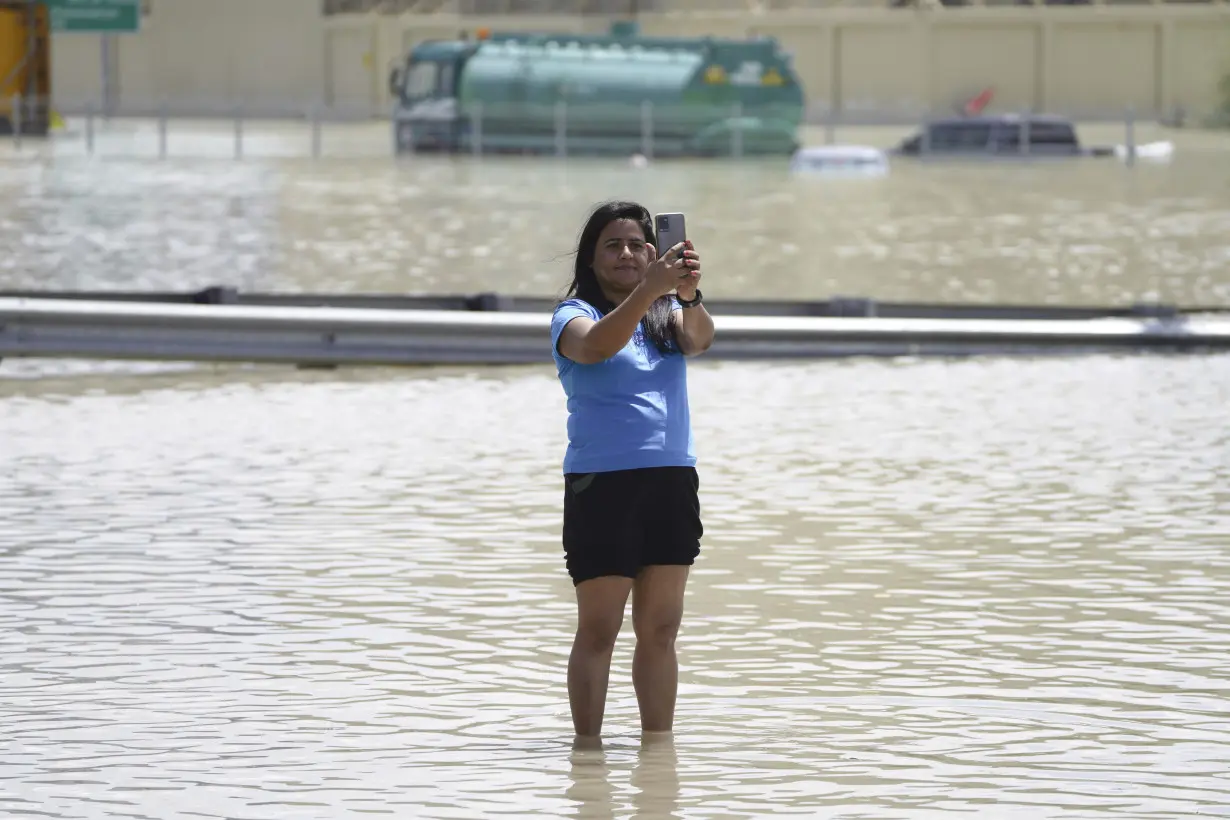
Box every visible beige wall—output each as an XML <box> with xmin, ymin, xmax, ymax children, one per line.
<box><xmin>48</xmin><ymin>1</ymin><xmax>1230</xmax><ymax>122</ymax></box>
<box><xmin>734</xmin><ymin>7</ymin><xmax>1230</xmax><ymax>121</ymax></box>
<box><xmin>51</xmin><ymin>0</ymin><xmax>325</xmax><ymax>116</ymax></box>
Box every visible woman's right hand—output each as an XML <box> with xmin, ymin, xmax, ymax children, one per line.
<box><xmin>641</xmin><ymin>242</ymin><xmax>698</xmax><ymax>298</ymax></box>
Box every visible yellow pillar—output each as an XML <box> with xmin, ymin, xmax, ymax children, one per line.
<box><xmin>0</xmin><ymin>4</ymin><xmax>22</xmax><ymax>124</ymax></box>
<box><xmin>0</xmin><ymin>1</ymin><xmax>50</xmax><ymax>136</ymax></box>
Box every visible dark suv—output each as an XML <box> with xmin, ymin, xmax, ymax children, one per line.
<box><xmin>893</xmin><ymin>114</ymin><xmax>1102</xmax><ymax>158</ymax></box>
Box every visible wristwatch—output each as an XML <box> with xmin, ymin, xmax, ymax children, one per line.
<box><xmin>678</xmin><ymin>288</ymin><xmax>703</xmax><ymax>308</ymax></box>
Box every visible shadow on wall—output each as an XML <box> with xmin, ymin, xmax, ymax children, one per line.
<box><xmin>1210</xmin><ymin>72</ymin><xmax>1230</xmax><ymax>127</ymax></box>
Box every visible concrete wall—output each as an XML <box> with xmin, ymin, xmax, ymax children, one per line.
<box><xmin>733</xmin><ymin>9</ymin><xmax>1230</xmax><ymax>121</ymax></box>
<box><xmin>49</xmin><ymin>1</ymin><xmax>1230</xmax><ymax>122</ymax></box>
<box><xmin>51</xmin><ymin>0</ymin><xmax>325</xmax><ymax>116</ymax></box>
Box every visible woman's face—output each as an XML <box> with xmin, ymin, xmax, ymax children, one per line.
<box><xmin>591</xmin><ymin>218</ymin><xmax>652</xmax><ymax>296</ymax></box>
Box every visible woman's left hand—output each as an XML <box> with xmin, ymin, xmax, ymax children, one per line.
<box><xmin>676</xmin><ymin>241</ymin><xmax>701</xmax><ymax>299</ymax></box>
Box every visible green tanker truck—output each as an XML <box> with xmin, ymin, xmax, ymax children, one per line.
<box><xmin>388</xmin><ymin>22</ymin><xmax>805</xmax><ymax>158</ymax></box>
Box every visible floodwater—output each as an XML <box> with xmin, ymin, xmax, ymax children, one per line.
<box><xmin>2</xmin><ymin>118</ymin><xmax>1229</xmax><ymax>306</ymax></box>
<box><xmin>2</xmin><ymin>119</ymin><xmax>1230</xmax><ymax>819</ymax></box>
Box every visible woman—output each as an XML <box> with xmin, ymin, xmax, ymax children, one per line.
<box><xmin>550</xmin><ymin>200</ymin><xmax>716</xmax><ymax>742</ymax></box>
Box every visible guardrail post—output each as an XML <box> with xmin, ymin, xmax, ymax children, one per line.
<box><xmin>159</xmin><ymin>100</ymin><xmax>168</xmax><ymax>159</ymax></box>
<box><xmin>234</xmin><ymin>103</ymin><xmax>244</xmax><ymax>160</ymax></box>
<box><xmin>1124</xmin><ymin>106</ymin><xmax>1136</xmax><ymax>167</ymax></box>
<box><xmin>12</xmin><ymin>94</ymin><xmax>21</xmax><ymax>150</ymax></box>
<box><xmin>471</xmin><ymin>102</ymin><xmax>482</xmax><ymax>157</ymax></box>
<box><xmin>731</xmin><ymin>101</ymin><xmax>743</xmax><ymax>159</ymax></box>
<box><xmin>640</xmin><ymin>99</ymin><xmax>653</xmax><ymax>160</ymax></box>
<box><xmin>311</xmin><ymin>103</ymin><xmax>322</xmax><ymax>158</ymax></box>
<box><xmin>555</xmin><ymin>100</ymin><xmax>566</xmax><ymax>159</ymax></box>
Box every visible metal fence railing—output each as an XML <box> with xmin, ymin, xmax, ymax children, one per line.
<box><xmin>322</xmin><ymin>0</ymin><xmax>665</xmax><ymax>15</ymax></box>
<box><xmin>1</xmin><ymin>94</ymin><xmax>1166</xmax><ymax>164</ymax></box>
<box><xmin>322</xmin><ymin>0</ymin><xmax>1226</xmax><ymax>12</ymax></box>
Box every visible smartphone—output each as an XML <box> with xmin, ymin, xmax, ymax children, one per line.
<box><xmin>654</xmin><ymin>212</ymin><xmax>687</xmax><ymax>259</ymax></box>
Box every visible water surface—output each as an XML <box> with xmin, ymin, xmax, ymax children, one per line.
<box><xmin>2</xmin><ymin>355</ymin><xmax>1228</xmax><ymax>818</ymax></box>
<box><xmin>2</xmin><ymin>119</ymin><xmax>1228</xmax><ymax>308</ymax></box>
<box><xmin>2</xmin><ymin>118</ymin><xmax>1228</xmax><ymax>818</ymax></box>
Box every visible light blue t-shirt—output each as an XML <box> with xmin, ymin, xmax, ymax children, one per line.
<box><xmin>551</xmin><ymin>298</ymin><xmax>696</xmax><ymax>475</ymax></box>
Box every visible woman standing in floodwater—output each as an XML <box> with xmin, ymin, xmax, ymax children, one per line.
<box><xmin>550</xmin><ymin>200</ymin><xmax>716</xmax><ymax>742</ymax></box>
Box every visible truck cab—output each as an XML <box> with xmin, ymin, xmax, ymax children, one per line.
<box><xmin>390</xmin><ymin>40</ymin><xmax>475</xmax><ymax>154</ymax></box>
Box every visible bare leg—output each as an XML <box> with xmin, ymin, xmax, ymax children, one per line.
<box><xmin>631</xmin><ymin>565</ymin><xmax>690</xmax><ymax>733</ymax></box>
<box><xmin>569</xmin><ymin>575</ymin><xmax>634</xmax><ymax>739</ymax></box>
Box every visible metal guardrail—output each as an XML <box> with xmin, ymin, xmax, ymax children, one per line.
<box><xmin>3</xmin><ymin>296</ymin><xmax>1229</xmax><ymax>368</ymax></box>
<box><xmin>0</xmin><ymin>287</ymin><xmax>1206</xmax><ymax>320</ymax></box>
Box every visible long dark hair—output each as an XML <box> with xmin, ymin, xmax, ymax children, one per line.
<box><xmin>562</xmin><ymin>200</ymin><xmax>678</xmax><ymax>355</ymax></box>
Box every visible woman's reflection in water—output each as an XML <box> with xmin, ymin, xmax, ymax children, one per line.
<box><xmin>566</xmin><ymin>736</ymin><xmax>616</xmax><ymax>820</ymax></box>
<box><xmin>632</xmin><ymin>731</ymin><xmax>681</xmax><ymax>819</ymax></box>
<box><xmin>566</xmin><ymin>732</ymin><xmax>681</xmax><ymax>819</ymax></box>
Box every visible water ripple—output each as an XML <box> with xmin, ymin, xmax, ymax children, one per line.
<box><xmin>2</xmin><ymin>355</ymin><xmax>1228</xmax><ymax>818</ymax></box>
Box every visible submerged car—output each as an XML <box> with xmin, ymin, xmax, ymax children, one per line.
<box><xmin>892</xmin><ymin>113</ymin><xmax>1116</xmax><ymax>159</ymax></box>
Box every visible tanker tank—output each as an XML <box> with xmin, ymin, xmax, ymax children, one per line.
<box><xmin>389</xmin><ymin>22</ymin><xmax>806</xmax><ymax>159</ymax></box>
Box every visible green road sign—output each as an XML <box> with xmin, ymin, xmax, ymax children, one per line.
<box><xmin>47</xmin><ymin>0</ymin><xmax>141</xmax><ymax>33</ymax></box>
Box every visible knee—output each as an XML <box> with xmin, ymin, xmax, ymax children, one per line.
<box><xmin>634</xmin><ymin>613</ymin><xmax>682</xmax><ymax>651</ymax></box>
<box><xmin>575</xmin><ymin>617</ymin><xmax>622</xmax><ymax>655</ymax></box>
